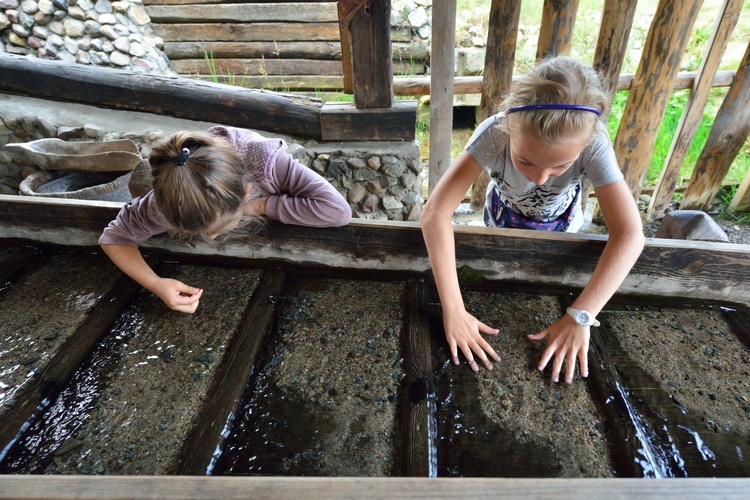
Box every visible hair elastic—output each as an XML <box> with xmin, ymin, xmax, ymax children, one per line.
<box><xmin>173</xmin><ymin>147</ymin><xmax>190</xmax><ymax>166</ymax></box>
<box><xmin>506</xmin><ymin>104</ymin><xmax>602</xmax><ymax>116</ymax></box>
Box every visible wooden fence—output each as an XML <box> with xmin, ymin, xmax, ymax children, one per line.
<box><xmin>141</xmin><ymin>0</ymin><xmax>750</xmax><ymax>220</ymax></box>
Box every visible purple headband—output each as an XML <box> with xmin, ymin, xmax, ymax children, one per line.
<box><xmin>506</xmin><ymin>104</ymin><xmax>602</xmax><ymax>116</ymax></box>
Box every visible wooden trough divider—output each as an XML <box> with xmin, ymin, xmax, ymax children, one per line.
<box><xmin>400</xmin><ymin>279</ymin><xmax>435</xmax><ymax>477</ymax></box>
<box><xmin>177</xmin><ymin>268</ymin><xmax>287</xmax><ymax>475</ymax></box>
<box><xmin>0</xmin><ymin>258</ymin><xmax>162</xmax><ymax>458</ymax></box>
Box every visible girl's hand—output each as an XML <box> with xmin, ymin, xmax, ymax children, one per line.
<box><xmin>443</xmin><ymin>307</ymin><xmax>501</xmax><ymax>372</ymax></box>
<box><xmin>150</xmin><ymin>277</ymin><xmax>204</xmax><ymax>314</ymax></box>
<box><xmin>528</xmin><ymin>314</ymin><xmax>590</xmax><ymax>383</ymax></box>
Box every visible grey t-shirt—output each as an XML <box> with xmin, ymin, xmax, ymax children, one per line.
<box><xmin>466</xmin><ymin>112</ymin><xmax>622</xmax><ymax>231</ymax></box>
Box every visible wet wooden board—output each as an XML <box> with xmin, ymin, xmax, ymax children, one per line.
<box><xmin>2</xmin><ymin>195</ymin><xmax>749</xmax><ymax>307</ymax></box>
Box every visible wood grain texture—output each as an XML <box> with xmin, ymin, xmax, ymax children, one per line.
<box><xmin>616</xmin><ymin>0</ymin><xmax>703</xmax><ymax>198</ymax></box>
<box><xmin>1</xmin><ymin>475</ymin><xmax>748</xmax><ymax>498</ymax></box>
<box><xmin>648</xmin><ymin>0</ymin><xmax>745</xmax><ymax>220</ymax></box>
<box><xmin>177</xmin><ymin>269</ymin><xmax>286</xmax><ymax>475</ymax></box>
<box><xmin>151</xmin><ymin>22</ymin><xmax>341</xmax><ymax>42</ymax></box>
<box><xmin>400</xmin><ymin>280</ymin><xmax>434</xmax><ymax>477</ymax></box>
<box><xmin>680</xmin><ymin>40</ymin><xmax>750</xmax><ymax>211</ymax></box>
<box><xmin>319</xmin><ymin>100</ymin><xmax>417</xmax><ymax>141</ymax></box>
<box><xmin>536</xmin><ymin>0</ymin><xmax>579</xmax><ymax>61</ymax></box>
<box><xmin>1</xmin><ymin>195</ymin><xmax>748</xmax><ymax>306</ymax></box>
<box><xmin>145</xmin><ymin>2</ymin><xmax>338</xmax><ymax>23</ymax></box>
<box><xmin>0</xmin><ymin>54</ymin><xmax>323</xmax><ymax>139</ymax></box>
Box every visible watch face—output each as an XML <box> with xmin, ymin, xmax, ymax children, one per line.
<box><xmin>579</xmin><ymin>311</ymin><xmax>591</xmax><ymax>324</ymax></box>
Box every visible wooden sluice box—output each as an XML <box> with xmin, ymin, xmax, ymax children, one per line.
<box><xmin>0</xmin><ymin>194</ymin><xmax>749</xmax><ymax>497</ymax></box>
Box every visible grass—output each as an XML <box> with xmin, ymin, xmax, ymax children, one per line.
<box><xmin>204</xmin><ymin>51</ymin><xmax>248</xmax><ymax>87</ymax></box>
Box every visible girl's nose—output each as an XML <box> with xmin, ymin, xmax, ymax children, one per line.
<box><xmin>529</xmin><ymin>173</ymin><xmax>550</xmax><ymax>185</ymax></box>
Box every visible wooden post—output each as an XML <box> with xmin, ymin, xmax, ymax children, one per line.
<box><xmin>479</xmin><ymin>0</ymin><xmax>521</xmax><ymax>120</ymax></box>
<box><xmin>616</xmin><ymin>0</ymin><xmax>704</xmax><ymax>200</ymax></box>
<box><xmin>536</xmin><ymin>0</ymin><xmax>579</xmax><ymax>61</ymax></box>
<box><xmin>428</xmin><ymin>0</ymin><xmax>457</xmax><ymax>192</ymax></box>
<box><xmin>470</xmin><ymin>0</ymin><xmax>523</xmax><ymax>211</ymax></box>
<box><xmin>729</xmin><ymin>167</ymin><xmax>750</xmax><ymax>213</ymax></box>
<box><xmin>680</xmin><ymin>40</ymin><xmax>750</xmax><ymax>211</ymax></box>
<box><xmin>337</xmin><ymin>1</ymin><xmax>354</xmax><ymax>94</ymax></box>
<box><xmin>586</xmin><ymin>0</ymin><xmax>638</xmax><ymax>220</ymax></box>
<box><xmin>647</xmin><ymin>0</ymin><xmax>744</xmax><ymax>221</ymax></box>
<box><xmin>339</xmin><ymin>0</ymin><xmax>393</xmax><ymax>108</ymax></box>
<box><xmin>592</xmin><ymin>0</ymin><xmax>639</xmax><ymax>99</ymax></box>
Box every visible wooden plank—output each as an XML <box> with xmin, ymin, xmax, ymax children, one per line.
<box><xmin>536</xmin><ymin>0</ymin><xmax>579</xmax><ymax>61</ymax></box>
<box><xmin>593</xmin><ymin>0</ymin><xmax>638</xmax><ymax>98</ymax></box>
<box><xmin>145</xmin><ymin>3</ymin><xmax>339</xmax><ymax>23</ymax></box>
<box><xmin>0</xmin><ymin>246</ymin><xmax>37</xmax><ymax>289</ymax></box>
<box><xmin>0</xmin><ymin>54</ymin><xmax>323</xmax><ymax>139</ymax></box>
<box><xmin>428</xmin><ymin>0</ymin><xmax>457</xmax><ymax>192</ymax></box>
<box><xmin>0</xmin><ymin>269</ymin><xmax>145</xmax><ymax>454</ymax></box>
<box><xmin>729</xmin><ymin>165</ymin><xmax>750</xmax><ymax>212</ymax></box>
<box><xmin>680</xmin><ymin>40</ymin><xmax>750</xmax><ymax>211</ymax></box>
<box><xmin>471</xmin><ymin>0</ymin><xmax>522</xmax><ymax>211</ymax></box>
<box><xmin>1</xmin><ymin>195</ymin><xmax>749</xmax><ymax>306</ymax></box>
<box><xmin>616</xmin><ymin>0</ymin><xmax>703</xmax><ymax>199</ymax></box>
<box><xmin>479</xmin><ymin>0</ymin><xmax>521</xmax><ymax>119</ymax></box>
<box><xmin>400</xmin><ymin>280</ymin><xmax>434</xmax><ymax>477</ymax></box>
<box><xmin>151</xmin><ymin>22</ymin><xmax>341</xmax><ymax>42</ymax></box>
<box><xmin>190</xmin><ymin>74</ymin><xmax>344</xmax><ymax>90</ymax></box>
<box><xmin>169</xmin><ymin>58</ymin><xmax>343</xmax><ymax>76</ymax></box>
<box><xmin>337</xmin><ymin>1</ymin><xmax>354</xmax><ymax>93</ymax></box>
<box><xmin>319</xmin><ymin>100</ymin><xmax>417</xmax><ymax>141</ymax></box>
<box><xmin>392</xmin><ymin>70</ymin><xmax>737</xmax><ymax>97</ymax></box>
<box><xmin>648</xmin><ymin>0</ymin><xmax>744</xmax><ymax>220</ymax></box>
<box><xmin>1</xmin><ymin>475</ymin><xmax>749</xmax><ymax>498</ymax></box>
<box><xmin>178</xmin><ymin>269</ymin><xmax>286</xmax><ymax>475</ymax></box>
<box><xmin>166</xmin><ymin>41</ymin><xmax>342</xmax><ymax>60</ymax></box>
<box><xmin>353</xmin><ymin>0</ymin><xmax>393</xmax><ymax>108</ymax></box>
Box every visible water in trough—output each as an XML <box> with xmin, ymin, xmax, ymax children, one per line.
<box><xmin>0</xmin><ymin>246</ymin><xmax>748</xmax><ymax>478</ymax></box>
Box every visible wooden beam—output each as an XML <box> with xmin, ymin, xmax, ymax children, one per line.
<box><xmin>145</xmin><ymin>2</ymin><xmax>339</xmax><ymax>23</ymax></box>
<box><xmin>0</xmin><ymin>54</ymin><xmax>323</xmax><ymax>140</ymax></box>
<box><xmin>1</xmin><ymin>475</ymin><xmax>749</xmax><ymax>498</ymax></box>
<box><xmin>729</xmin><ymin>165</ymin><xmax>750</xmax><ymax>212</ymax></box>
<box><xmin>648</xmin><ymin>0</ymin><xmax>745</xmax><ymax>221</ymax></box>
<box><xmin>151</xmin><ymin>22</ymin><xmax>342</xmax><ymax>42</ymax></box>
<box><xmin>680</xmin><ymin>40</ymin><xmax>750</xmax><ymax>212</ymax></box>
<box><xmin>1</xmin><ymin>195</ymin><xmax>749</xmax><ymax>306</ymax></box>
<box><xmin>392</xmin><ymin>70</ymin><xmax>737</xmax><ymax>97</ymax></box>
<box><xmin>428</xmin><ymin>0</ymin><xmax>457</xmax><ymax>192</ymax></box>
<box><xmin>616</xmin><ymin>0</ymin><xmax>703</xmax><ymax>199</ymax></box>
<box><xmin>164</xmin><ymin>41</ymin><xmax>342</xmax><ymax>60</ymax></box>
<box><xmin>178</xmin><ymin>269</ymin><xmax>286</xmax><ymax>475</ymax></box>
<box><xmin>536</xmin><ymin>0</ymin><xmax>579</xmax><ymax>61</ymax></box>
<box><xmin>593</xmin><ymin>0</ymin><xmax>638</xmax><ymax>99</ymax></box>
<box><xmin>319</xmin><ymin>100</ymin><xmax>417</xmax><ymax>141</ymax></box>
<box><xmin>344</xmin><ymin>0</ymin><xmax>394</xmax><ymax>108</ymax></box>
<box><xmin>479</xmin><ymin>0</ymin><xmax>521</xmax><ymax>119</ymax></box>
<box><xmin>400</xmin><ymin>280</ymin><xmax>434</xmax><ymax>477</ymax></box>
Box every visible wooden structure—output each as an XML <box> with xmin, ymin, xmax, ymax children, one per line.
<box><xmin>0</xmin><ymin>194</ymin><xmax>750</xmax><ymax>493</ymax></box>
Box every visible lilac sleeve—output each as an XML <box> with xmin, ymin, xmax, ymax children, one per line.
<box><xmin>263</xmin><ymin>150</ymin><xmax>351</xmax><ymax>227</ymax></box>
<box><xmin>98</xmin><ymin>191</ymin><xmax>169</xmax><ymax>246</ymax></box>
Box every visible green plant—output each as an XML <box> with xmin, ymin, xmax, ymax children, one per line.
<box><xmin>204</xmin><ymin>51</ymin><xmax>248</xmax><ymax>87</ymax></box>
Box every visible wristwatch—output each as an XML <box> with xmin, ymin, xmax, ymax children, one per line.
<box><xmin>566</xmin><ymin>307</ymin><xmax>600</xmax><ymax>327</ymax></box>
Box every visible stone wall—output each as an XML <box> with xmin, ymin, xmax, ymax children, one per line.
<box><xmin>0</xmin><ymin>96</ymin><xmax>424</xmax><ymax>221</ymax></box>
<box><xmin>0</xmin><ymin>0</ymin><xmax>171</xmax><ymax>74</ymax></box>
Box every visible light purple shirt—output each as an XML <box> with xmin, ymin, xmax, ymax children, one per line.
<box><xmin>99</xmin><ymin>126</ymin><xmax>351</xmax><ymax>246</ymax></box>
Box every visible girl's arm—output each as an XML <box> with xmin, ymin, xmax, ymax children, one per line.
<box><xmin>101</xmin><ymin>244</ymin><xmax>204</xmax><ymax>313</ymax></box>
<box><xmin>264</xmin><ymin>150</ymin><xmax>351</xmax><ymax>227</ymax></box>
<box><xmin>421</xmin><ymin>151</ymin><xmax>500</xmax><ymax>371</ymax></box>
<box><xmin>530</xmin><ymin>179</ymin><xmax>645</xmax><ymax>383</ymax></box>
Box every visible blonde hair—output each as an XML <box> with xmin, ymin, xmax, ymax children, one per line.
<box><xmin>149</xmin><ymin>131</ymin><xmax>260</xmax><ymax>240</ymax></box>
<box><xmin>498</xmin><ymin>56</ymin><xmax>611</xmax><ymax>147</ymax></box>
